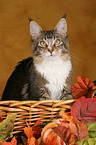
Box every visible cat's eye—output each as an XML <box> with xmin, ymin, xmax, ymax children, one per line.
<box><xmin>54</xmin><ymin>39</ymin><xmax>61</xmax><ymax>45</ymax></box>
<box><xmin>40</xmin><ymin>41</ymin><xmax>46</xmax><ymax>47</ymax></box>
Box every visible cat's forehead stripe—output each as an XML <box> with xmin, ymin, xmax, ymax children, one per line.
<box><xmin>43</xmin><ymin>31</ymin><xmax>54</xmax><ymax>38</ymax></box>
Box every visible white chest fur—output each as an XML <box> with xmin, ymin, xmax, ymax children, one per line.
<box><xmin>35</xmin><ymin>56</ymin><xmax>72</xmax><ymax>100</ymax></box>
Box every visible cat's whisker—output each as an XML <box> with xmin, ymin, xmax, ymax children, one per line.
<box><xmin>70</xmin><ymin>47</ymin><xmax>81</xmax><ymax>53</ymax></box>
<box><xmin>70</xmin><ymin>54</ymin><xmax>83</xmax><ymax>62</ymax></box>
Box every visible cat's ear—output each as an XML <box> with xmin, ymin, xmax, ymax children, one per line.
<box><xmin>29</xmin><ymin>20</ymin><xmax>43</xmax><ymax>39</ymax></box>
<box><xmin>54</xmin><ymin>18</ymin><xmax>67</xmax><ymax>36</ymax></box>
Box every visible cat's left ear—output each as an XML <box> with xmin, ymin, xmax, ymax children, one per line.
<box><xmin>54</xmin><ymin>17</ymin><xmax>67</xmax><ymax>36</ymax></box>
<box><xmin>29</xmin><ymin>19</ymin><xmax>43</xmax><ymax>39</ymax></box>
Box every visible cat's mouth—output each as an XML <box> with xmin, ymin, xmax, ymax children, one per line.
<box><xmin>48</xmin><ymin>54</ymin><xmax>55</xmax><ymax>57</ymax></box>
<box><xmin>47</xmin><ymin>52</ymin><xmax>56</xmax><ymax>57</ymax></box>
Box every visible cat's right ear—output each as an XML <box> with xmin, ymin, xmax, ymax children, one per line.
<box><xmin>29</xmin><ymin>19</ymin><xmax>43</xmax><ymax>39</ymax></box>
<box><xmin>54</xmin><ymin>17</ymin><xmax>67</xmax><ymax>36</ymax></box>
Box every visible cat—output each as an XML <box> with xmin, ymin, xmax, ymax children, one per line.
<box><xmin>2</xmin><ymin>16</ymin><xmax>73</xmax><ymax>101</ymax></box>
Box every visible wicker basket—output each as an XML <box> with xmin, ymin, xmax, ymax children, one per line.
<box><xmin>0</xmin><ymin>99</ymin><xmax>75</xmax><ymax>135</ymax></box>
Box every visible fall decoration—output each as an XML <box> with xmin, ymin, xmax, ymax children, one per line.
<box><xmin>3</xmin><ymin>137</ymin><xmax>17</xmax><ymax>145</ymax></box>
<box><xmin>0</xmin><ymin>113</ymin><xmax>16</xmax><ymax>141</ymax></box>
<box><xmin>0</xmin><ymin>76</ymin><xmax>96</xmax><ymax>145</ymax></box>
<box><xmin>71</xmin><ymin>96</ymin><xmax>96</xmax><ymax>123</ymax></box>
<box><xmin>41</xmin><ymin>119</ymin><xmax>65</xmax><ymax>145</ymax></box>
<box><xmin>72</xmin><ymin>76</ymin><xmax>96</xmax><ymax>98</ymax></box>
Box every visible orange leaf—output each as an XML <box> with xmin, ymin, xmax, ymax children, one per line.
<box><xmin>28</xmin><ymin>136</ymin><xmax>36</xmax><ymax>145</ymax></box>
<box><xmin>69</xmin><ymin>117</ymin><xmax>88</xmax><ymax>140</ymax></box>
<box><xmin>59</xmin><ymin>108</ymin><xmax>73</xmax><ymax>122</ymax></box>
<box><xmin>92</xmin><ymin>86</ymin><xmax>96</xmax><ymax>98</ymax></box>
<box><xmin>24</xmin><ymin>120</ymin><xmax>34</xmax><ymax>140</ymax></box>
<box><xmin>72</xmin><ymin>76</ymin><xmax>94</xmax><ymax>98</ymax></box>
<box><xmin>24</xmin><ymin>119</ymin><xmax>41</xmax><ymax>145</ymax></box>
<box><xmin>3</xmin><ymin>137</ymin><xmax>17</xmax><ymax>145</ymax></box>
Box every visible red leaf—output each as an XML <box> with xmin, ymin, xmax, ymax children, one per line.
<box><xmin>32</xmin><ymin>119</ymin><xmax>41</xmax><ymax>138</ymax></box>
<box><xmin>71</xmin><ymin>96</ymin><xmax>96</xmax><ymax>123</ymax></box>
<box><xmin>53</xmin><ymin>125</ymin><xmax>76</xmax><ymax>145</ymax></box>
<box><xmin>24</xmin><ymin>119</ymin><xmax>41</xmax><ymax>145</ymax></box>
<box><xmin>3</xmin><ymin>137</ymin><xmax>17</xmax><ymax>145</ymax></box>
<box><xmin>72</xmin><ymin>76</ymin><xmax>94</xmax><ymax>98</ymax></box>
<box><xmin>0</xmin><ymin>117</ymin><xmax>3</xmax><ymax>123</ymax></box>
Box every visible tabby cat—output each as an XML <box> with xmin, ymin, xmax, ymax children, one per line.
<box><xmin>2</xmin><ymin>16</ymin><xmax>73</xmax><ymax>101</ymax></box>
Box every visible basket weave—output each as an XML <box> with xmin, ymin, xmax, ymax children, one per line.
<box><xmin>0</xmin><ymin>99</ymin><xmax>75</xmax><ymax>135</ymax></box>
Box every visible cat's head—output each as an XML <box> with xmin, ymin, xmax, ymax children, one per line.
<box><xmin>29</xmin><ymin>17</ymin><xmax>70</xmax><ymax>63</ymax></box>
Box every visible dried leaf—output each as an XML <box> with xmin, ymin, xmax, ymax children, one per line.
<box><xmin>0</xmin><ymin>117</ymin><xmax>3</xmax><ymax>123</ymax></box>
<box><xmin>72</xmin><ymin>76</ymin><xmax>94</xmax><ymax>98</ymax></box>
<box><xmin>0</xmin><ymin>113</ymin><xmax>17</xmax><ymax>141</ymax></box>
<box><xmin>28</xmin><ymin>136</ymin><xmax>36</xmax><ymax>145</ymax></box>
<box><xmin>32</xmin><ymin>119</ymin><xmax>41</xmax><ymax>138</ymax></box>
<box><xmin>24</xmin><ymin>120</ymin><xmax>34</xmax><ymax>141</ymax></box>
<box><xmin>3</xmin><ymin>137</ymin><xmax>17</xmax><ymax>145</ymax></box>
<box><xmin>24</xmin><ymin>120</ymin><xmax>41</xmax><ymax>145</ymax></box>
<box><xmin>21</xmin><ymin>136</ymin><xmax>27</xmax><ymax>145</ymax></box>
<box><xmin>59</xmin><ymin>109</ymin><xmax>73</xmax><ymax>122</ymax></box>
<box><xmin>53</xmin><ymin>124</ymin><xmax>76</xmax><ymax>145</ymax></box>
<box><xmin>69</xmin><ymin>117</ymin><xmax>88</xmax><ymax>140</ymax></box>
<box><xmin>92</xmin><ymin>86</ymin><xmax>96</xmax><ymax>98</ymax></box>
<box><xmin>71</xmin><ymin>96</ymin><xmax>96</xmax><ymax>123</ymax></box>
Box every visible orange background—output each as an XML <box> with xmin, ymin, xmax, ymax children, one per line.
<box><xmin>0</xmin><ymin>0</ymin><xmax>96</xmax><ymax>99</ymax></box>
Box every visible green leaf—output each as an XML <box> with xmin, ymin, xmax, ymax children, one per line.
<box><xmin>85</xmin><ymin>122</ymin><xmax>96</xmax><ymax>131</ymax></box>
<box><xmin>0</xmin><ymin>113</ymin><xmax>17</xmax><ymax>141</ymax></box>
<box><xmin>88</xmin><ymin>132</ymin><xmax>96</xmax><ymax>138</ymax></box>
<box><xmin>85</xmin><ymin>122</ymin><xmax>96</xmax><ymax>138</ymax></box>
<box><xmin>84</xmin><ymin>138</ymin><xmax>96</xmax><ymax>145</ymax></box>
<box><xmin>76</xmin><ymin>137</ymin><xmax>89</xmax><ymax>145</ymax></box>
<box><xmin>76</xmin><ymin>140</ymin><xmax>85</xmax><ymax>145</ymax></box>
<box><xmin>77</xmin><ymin>122</ymin><xmax>96</xmax><ymax>145</ymax></box>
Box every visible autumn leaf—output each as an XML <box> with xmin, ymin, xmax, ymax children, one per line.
<box><xmin>72</xmin><ymin>76</ymin><xmax>95</xmax><ymax>98</ymax></box>
<box><xmin>71</xmin><ymin>96</ymin><xmax>96</xmax><ymax>123</ymax></box>
<box><xmin>0</xmin><ymin>113</ymin><xmax>17</xmax><ymax>141</ymax></box>
<box><xmin>69</xmin><ymin>117</ymin><xmax>88</xmax><ymax>140</ymax></box>
<box><xmin>32</xmin><ymin>119</ymin><xmax>41</xmax><ymax>138</ymax></box>
<box><xmin>28</xmin><ymin>136</ymin><xmax>36</xmax><ymax>145</ymax></box>
<box><xmin>0</xmin><ymin>117</ymin><xmax>3</xmax><ymax>123</ymax></box>
<box><xmin>92</xmin><ymin>85</ymin><xmax>96</xmax><ymax>98</ymax></box>
<box><xmin>52</xmin><ymin>124</ymin><xmax>76</xmax><ymax>145</ymax></box>
<box><xmin>52</xmin><ymin>117</ymin><xmax>88</xmax><ymax>145</ymax></box>
<box><xmin>59</xmin><ymin>108</ymin><xmax>73</xmax><ymax>122</ymax></box>
<box><xmin>24</xmin><ymin>119</ymin><xmax>41</xmax><ymax>145</ymax></box>
<box><xmin>3</xmin><ymin>137</ymin><xmax>17</xmax><ymax>145</ymax></box>
<box><xmin>21</xmin><ymin>136</ymin><xmax>27</xmax><ymax>145</ymax></box>
<box><xmin>24</xmin><ymin>120</ymin><xmax>34</xmax><ymax>141</ymax></box>
<box><xmin>77</xmin><ymin>122</ymin><xmax>96</xmax><ymax>145</ymax></box>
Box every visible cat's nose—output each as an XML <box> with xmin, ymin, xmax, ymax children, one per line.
<box><xmin>48</xmin><ymin>47</ymin><xmax>54</xmax><ymax>54</ymax></box>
